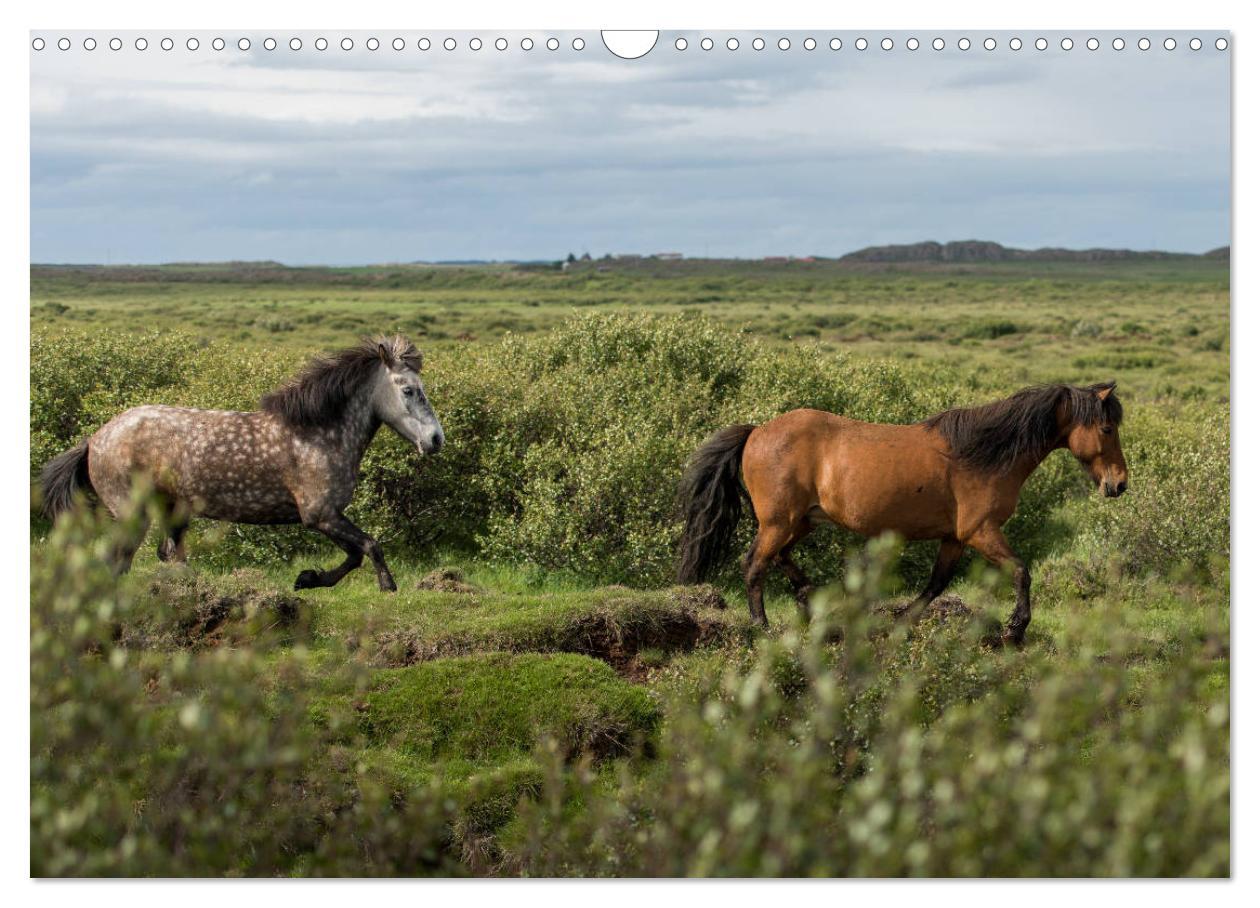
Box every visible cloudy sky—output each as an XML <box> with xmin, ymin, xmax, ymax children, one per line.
<box><xmin>30</xmin><ymin>30</ymin><xmax>1230</xmax><ymax>264</ymax></box>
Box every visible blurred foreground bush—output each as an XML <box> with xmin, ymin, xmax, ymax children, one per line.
<box><xmin>512</xmin><ymin>539</ymin><xmax>1230</xmax><ymax>877</ymax></box>
<box><xmin>31</xmin><ymin>499</ymin><xmax>460</xmax><ymax>877</ymax></box>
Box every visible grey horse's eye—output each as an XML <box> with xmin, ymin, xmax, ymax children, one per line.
<box><xmin>402</xmin><ymin>387</ymin><xmax>416</xmax><ymax>397</ymax></box>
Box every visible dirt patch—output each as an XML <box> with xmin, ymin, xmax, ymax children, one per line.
<box><xmin>415</xmin><ymin>568</ymin><xmax>480</xmax><ymax>594</ymax></box>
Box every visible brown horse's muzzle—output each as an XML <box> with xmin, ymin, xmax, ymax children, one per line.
<box><xmin>1102</xmin><ymin>478</ymin><xmax>1128</xmax><ymax>498</ymax></box>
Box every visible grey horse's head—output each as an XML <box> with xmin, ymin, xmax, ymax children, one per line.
<box><xmin>371</xmin><ymin>336</ymin><xmax>444</xmax><ymax>455</ymax></box>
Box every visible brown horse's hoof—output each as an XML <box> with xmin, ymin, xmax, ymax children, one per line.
<box><xmin>294</xmin><ymin>569</ymin><xmax>322</xmax><ymax>591</ymax></box>
<box><xmin>378</xmin><ymin>576</ymin><xmax>398</xmax><ymax>593</ymax></box>
<box><xmin>981</xmin><ymin>627</ymin><xmax>1026</xmax><ymax>649</ymax></box>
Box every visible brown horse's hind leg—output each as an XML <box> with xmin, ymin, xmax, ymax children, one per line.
<box><xmin>896</xmin><ymin>538</ymin><xmax>965</xmax><ymax>621</ymax></box>
<box><xmin>743</xmin><ymin>522</ymin><xmax>798</xmax><ymax>626</ymax></box>
<box><xmin>965</xmin><ymin>524</ymin><xmax>1031</xmax><ymax>645</ymax></box>
<box><xmin>295</xmin><ymin>512</ymin><xmax>397</xmax><ymax>592</ymax></box>
<box><xmin>776</xmin><ymin>529</ymin><xmax>816</xmax><ymax>618</ymax></box>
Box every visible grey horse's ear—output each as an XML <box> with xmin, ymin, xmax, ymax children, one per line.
<box><xmin>377</xmin><ymin>342</ymin><xmax>393</xmax><ymax>366</ymax></box>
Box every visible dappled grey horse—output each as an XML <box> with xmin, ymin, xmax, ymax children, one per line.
<box><xmin>40</xmin><ymin>335</ymin><xmax>444</xmax><ymax>591</ymax></box>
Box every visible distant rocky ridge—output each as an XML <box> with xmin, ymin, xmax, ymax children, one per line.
<box><xmin>841</xmin><ymin>240</ymin><xmax>1228</xmax><ymax>264</ymax></box>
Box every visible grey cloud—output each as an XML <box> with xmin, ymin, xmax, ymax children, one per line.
<box><xmin>30</xmin><ymin>31</ymin><xmax>1230</xmax><ymax>263</ymax></box>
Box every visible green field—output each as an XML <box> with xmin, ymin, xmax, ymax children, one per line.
<box><xmin>30</xmin><ymin>259</ymin><xmax>1230</xmax><ymax>876</ymax></box>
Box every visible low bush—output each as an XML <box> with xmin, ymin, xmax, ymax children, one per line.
<box><xmin>1080</xmin><ymin>403</ymin><xmax>1229</xmax><ymax>579</ymax></box>
<box><xmin>31</xmin><ymin>313</ymin><xmax>1222</xmax><ymax>586</ymax></box>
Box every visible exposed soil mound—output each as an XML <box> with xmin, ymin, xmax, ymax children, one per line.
<box><xmin>123</xmin><ymin>567</ymin><xmax>311</xmax><ymax>649</ymax></box>
<box><xmin>360</xmin><ymin>588</ymin><xmax>750</xmax><ymax>673</ymax></box>
<box><xmin>415</xmin><ymin>568</ymin><xmax>480</xmax><ymax>594</ymax></box>
<box><xmin>927</xmin><ymin>594</ymin><xmax>973</xmax><ymax>619</ymax></box>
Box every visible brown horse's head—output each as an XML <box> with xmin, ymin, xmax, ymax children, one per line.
<box><xmin>1064</xmin><ymin>383</ymin><xmax>1128</xmax><ymax>497</ymax></box>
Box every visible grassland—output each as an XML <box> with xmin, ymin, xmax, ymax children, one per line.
<box><xmin>32</xmin><ymin>257</ymin><xmax>1228</xmax><ymax>398</ymax></box>
<box><xmin>30</xmin><ymin>258</ymin><xmax>1230</xmax><ymax>876</ymax></box>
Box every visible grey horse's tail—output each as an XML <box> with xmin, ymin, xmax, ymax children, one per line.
<box><xmin>40</xmin><ymin>439</ymin><xmax>93</xmax><ymax>520</ymax></box>
<box><xmin>676</xmin><ymin>424</ymin><xmax>756</xmax><ymax>584</ymax></box>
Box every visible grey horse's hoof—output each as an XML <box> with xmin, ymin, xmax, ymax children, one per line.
<box><xmin>294</xmin><ymin>569</ymin><xmax>322</xmax><ymax>591</ymax></box>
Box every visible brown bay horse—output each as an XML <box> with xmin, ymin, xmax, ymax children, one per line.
<box><xmin>39</xmin><ymin>335</ymin><xmax>444</xmax><ymax>592</ymax></box>
<box><xmin>676</xmin><ymin>383</ymin><xmax>1128</xmax><ymax>644</ymax></box>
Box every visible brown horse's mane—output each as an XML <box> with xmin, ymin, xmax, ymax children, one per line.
<box><xmin>260</xmin><ymin>335</ymin><xmax>422</xmax><ymax>428</ymax></box>
<box><xmin>921</xmin><ymin>382</ymin><xmax>1122</xmax><ymax>472</ymax></box>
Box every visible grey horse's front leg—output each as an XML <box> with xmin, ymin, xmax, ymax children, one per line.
<box><xmin>296</xmin><ymin>512</ymin><xmax>397</xmax><ymax>592</ymax></box>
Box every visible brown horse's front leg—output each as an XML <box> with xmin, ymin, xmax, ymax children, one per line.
<box><xmin>297</xmin><ymin>512</ymin><xmax>396</xmax><ymax>592</ymax></box>
<box><xmin>966</xmin><ymin>525</ymin><xmax>1031</xmax><ymax>645</ymax></box>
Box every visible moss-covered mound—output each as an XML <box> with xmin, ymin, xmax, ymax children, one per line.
<box><xmin>361</xmin><ymin>652</ymin><xmax>660</xmax><ymax>764</ymax></box>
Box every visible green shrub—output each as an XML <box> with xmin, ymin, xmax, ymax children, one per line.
<box><xmin>960</xmin><ymin>319</ymin><xmax>1022</xmax><ymax>340</ymax></box>
<box><xmin>1080</xmin><ymin>404</ymin><xmax>1228</xmax><ymax>578</ymax></box>
<box><xmin>30</xmin><ymin>315</ymin><xmax>1221</xmax><ymax>585</ymax></box>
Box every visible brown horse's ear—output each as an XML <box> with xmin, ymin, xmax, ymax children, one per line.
<box><xmin>377</xmin><ymin>342</ymin><xmax>393</xmax><ymax>367</ymax></box>
<box><xmin>1096</xmin><ymin>384</ymin><xmax>1114</xmax><ymax>401</ymax></box>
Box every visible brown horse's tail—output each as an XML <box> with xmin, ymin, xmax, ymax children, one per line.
<box><xmin>676</xmin><ymin>424</ymin><xmax>756</xmax><ymax>584</ymax></box>
<box><xmin>40</xmin><ymin>439</ymin><xmax>93</xmax><ymax>520</ymax></box>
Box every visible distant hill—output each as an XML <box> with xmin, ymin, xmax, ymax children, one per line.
<box><xmin>840</xmin><ymin>240</ymin><xmax>1226</xmax><ymax>264</ymax></box>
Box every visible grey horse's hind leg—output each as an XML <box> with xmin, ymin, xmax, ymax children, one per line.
<box><xmin>295</xmin><ymin>512</ymin><xmax>397</xmax><ymax>592</ymax></box>
<box><xmin>110</xmin><ymin>513</ymin><xmax>149</xmax><ymax>576</ymax></box>
<box><xmin>157</xmin><ymin>522</ymin><xmax>189</xmax><ymax>563</ymax></box>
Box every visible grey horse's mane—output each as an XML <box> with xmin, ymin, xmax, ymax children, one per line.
<box><xmin>921</xmin><ymin>382</ymin><xmax>1122</xmax><ymax>472</ymax></box>
<box><xmin>260</xmin><ymin>335</ymin><xmax>422</xmax><ymax>428</ymax></box>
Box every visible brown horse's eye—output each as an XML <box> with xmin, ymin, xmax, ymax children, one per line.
<box><xmin>1101</xmin><ymin>425</ymin><xmax>1114</xmax><ymax>435</ymax></box>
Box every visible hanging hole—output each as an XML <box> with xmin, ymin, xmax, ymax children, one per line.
<box><xmin>600</xmin><ymin>30</ymin><xmax>658</xmax><ymax>59</ymax></box>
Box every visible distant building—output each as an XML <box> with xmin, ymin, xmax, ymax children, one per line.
<box><xmin>654</xmin><ymin>252</ymin><xmax>683</xmax><ymax>260</ymax></box>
